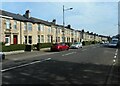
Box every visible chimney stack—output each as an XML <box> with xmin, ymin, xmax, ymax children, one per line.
<box><xmin>52</xmin><ymin>19</ymin><xmax>56</xmax><ymax>24</ymax></box>
<box><xmin>24</xmin><ymin>10</ymin><xmax>30</xmax><ymax>18</ymax></box>
<box><xmin>67</xmin><ymin>25</ymin><xmax>71</xmax><ymax>29</ymax></box>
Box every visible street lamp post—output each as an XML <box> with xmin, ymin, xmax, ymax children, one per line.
<box><xmin>62</xmin><ymin>5</ymin><xmax>73</xmax><ymax>43</ymax></box>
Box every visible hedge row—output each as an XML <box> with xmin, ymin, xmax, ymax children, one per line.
<box><xmin>82</xmin><ymin>41</ymin><xmax>98</xmax><ymax>46</ymax></box>
<box><xmin>2</xmin><ymin>43</ymin><xmax>53</xmax><ymax>52</ymax></box>
<box><xmin>2</xmin><ymin>44</ymin><xmax>25</xmax><ymax>52</ymax></box>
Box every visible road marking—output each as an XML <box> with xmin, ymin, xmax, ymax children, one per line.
<box><xmin>1</xmin><ymin>58</ymin><xmax>51</xmax><ymax>72</ymax></box>
<box><xmin>114</xmin><ymin>49</ymin><xmax>118</xmax><ymax>57</ymax></box>
<box><xmin>116</xmin><ymin>49</ymin><xmax>118</xmax><ymax>53</ymax></box>
<box><xmin>115</xmin><ymin>53</ymin><xmax>117</xmax><ymax>56</ymax></box>
<box><xmin>114</xmin><ymin>56</ymin><xmax>117</xmax><ymax>59</ymax></box>
<box><xmin>113</xmin><ymin>59</ymin><xmax>116</xmax><ymax>63</ymax></box>
<box><xmin>112</xmin><ymin>49</ymin><xmax>118</xmax><ymax>64</ymax></box>
<box><xmin>62</xmin><ymin>52</ymin><xmax>76</xmax><ymax>56</ymax></box>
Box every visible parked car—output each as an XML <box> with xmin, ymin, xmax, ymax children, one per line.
<box><xmin>108</xmin><ymin>38</ymin><xmax>118</xmax><ymax>48</ymax></box>
<box><xmin>0</xmin><ymin>52</ymin><xmax>5</xmax><ymax>60</ymax></box>
<box><xmin>103</xmin><ymin>41</ymin><xmax>109</xmax><ymax>47</ymax></box>
<box><xmin>51</xmin><ymin>43</ymin><xmax>69</xmax><ymax>51</ymax></box>
<box><xmin>70</xmin><ymin>42</ymin><xmax>83</xmax><ymax>49</ymax></box>
<box><xmin>100</xmin><ymin>41</ymin><xmax>104</xmax><ymax>44</ymax></box>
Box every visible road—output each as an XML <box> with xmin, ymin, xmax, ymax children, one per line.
<box><xmin>1</xmin><ymin>44</ymin><xmax>119</xmax><ymax>85</ymax></box>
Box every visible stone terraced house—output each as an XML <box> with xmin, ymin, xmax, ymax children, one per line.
<box><xmin>0</xmin><ymin>10</ymin><xmax>109</xmax><ymax>46</ymax></box>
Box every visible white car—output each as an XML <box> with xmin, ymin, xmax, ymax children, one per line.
<box><xmin>0</xmin><ymin>52</ymin><xmax>5</xmax><ymax>60</ymax></box>
<box><xmin>70</xmin><ymin>42</ymin><xmax>83</xmax><ymax>49</ymax></box>
<box><xmin>108</xmin><ymin>39</ymin><xmax>118</xmax><ymax>48</ymax></box>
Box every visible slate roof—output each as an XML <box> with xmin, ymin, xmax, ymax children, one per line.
<box><xmin>30</xmin><ymin>17</ymin><xmax>52</xmax><ymax>26</ymax></box>
<box><xmin>0</xmin><ymin>10</ymin><xmax>33</xmax><ymax>22</ymax></box>
<box><xmin>0</xmin><ymin>9</ymin><xmax>79</xmax><ymax>32</ymax></box>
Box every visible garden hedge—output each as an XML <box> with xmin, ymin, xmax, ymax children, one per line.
<box><xmin>2</xmin><ymin>44</ymin><xmax>25</xmax><ymax>52</ymax></box>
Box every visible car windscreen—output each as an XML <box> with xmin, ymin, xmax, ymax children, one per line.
<box><xmin>110</xmin><ymin>40</ymin><xmax>118</xmax><ymax>44</ymax></box>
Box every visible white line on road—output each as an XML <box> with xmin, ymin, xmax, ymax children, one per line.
<box><xmin>112</xmin><ymin>49</ymin><xmax>118</xmax><ymax>64</ymax></box>
<box><xmin>114</xmin><ymin>49</ymin><xmax>118</xmax><ymax>56</ymax></box>
<box><xmin>114</xmin><ymin>56</ymin><xmax>117</xmax><ymax>59</ymax></box>
<box><xmin>1</xmin><ymin>58</ymin><xmax>51</xmax><ymax>72</ymax></box>
<box><xmin>62</xmin><ymin>52</ymin><xmax>76</xmax><ymax>56</ymax></box>
<box><xmin>115</xmin><ymin>53</ymin><xmax>117</xmax><ymax>56</ymax></box>
<box><xmin>116</xmin><ymin>49</ymin><xmax>118</xmax><ymax>53</ymax></box>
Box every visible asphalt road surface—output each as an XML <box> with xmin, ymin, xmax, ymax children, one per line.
<box><xmin>1</xmin><ymin>44</ymin><xmax>119</xmax><ymax>85</ymax></box>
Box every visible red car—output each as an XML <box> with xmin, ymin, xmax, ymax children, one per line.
<box><xmin>51</xmin><ymin>43</ymin><xmax>69</xmax><ymax>51</ymax></box>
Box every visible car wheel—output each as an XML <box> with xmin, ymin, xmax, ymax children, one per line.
<box><xmin>67</xmin><ymin>48</ymin><xmax>69</xmax><ymax>50</ymax></box>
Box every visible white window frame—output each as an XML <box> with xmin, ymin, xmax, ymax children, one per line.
<box><xmin>48</xmin><ymin>27</ymin><xmax>51</xmax><ymax>33</ymax></box>
<box><xmin>40</xmin><ymin>24</ymin><xmax>44</xmax><ymax>31</ymax></box>
<box><xmin>38</xmin><ymin>24</ymin><xmax>40</xmax><ymax>31</ymax></box>
<box><xmin>14</xmin><ymin>20</ymin><xmax>17</xmax><ymax>29</ymax></box>
<box><xmin>41</xmin><ymin>35</ymin><xmax>44</xmax><ymax>43</ymax></box>
<box><xmin>28</xmin><ymin>23</ymin><xmax>32</xmax><ymax>31</ymax></box>
<box><xmin>47</xmin><ymin>35</ymin><xmax>51</xmax><ymax>43</ymax></box>
<box><xmin>24</xmin><ymin>22</ymin><xmax>27</xmax><ymax>31</ymax></box>
<box><xmin>6</xmin><ymin>19</ymin><xmax>10</xmax><ymax>29</ymax></box>
<box><xmin>5</xmin><ymin>36</ymin><xmax>10</xmax><ymax>46</ymax></box>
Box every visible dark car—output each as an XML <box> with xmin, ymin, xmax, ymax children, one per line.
<box><xmin>51</xmin><ymin>43</ymin><xmax>69</xmax><ymax>51</ymax></box>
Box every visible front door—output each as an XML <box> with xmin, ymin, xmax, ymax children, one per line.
<box><xmin>13</xmin><ymin>35</ymin><xmax>17</xmax><ymax>44</ymax></box>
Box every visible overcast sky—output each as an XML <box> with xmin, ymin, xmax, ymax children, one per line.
<box><xmin>1</xmin><ymin>0</ymin><xmax>119</xmax><ymax>36</ymax></box>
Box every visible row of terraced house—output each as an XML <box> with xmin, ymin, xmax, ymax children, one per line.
<box><xmin>0</xmin><ymin>10</ymin><xmax>109</xmax><ymax>46</ymax></box>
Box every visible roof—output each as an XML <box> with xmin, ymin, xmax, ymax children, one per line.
<box><xmin>0</xmin><ymin>10</ymin><xmax>33</xmax><ymax>22</ymax></box>
<box><xmin>30</xmin><ymin>17</ymin><xmax>52</xmax><ymax>26</ymax></box>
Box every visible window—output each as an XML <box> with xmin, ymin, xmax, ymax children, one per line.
<box><xmin>5</xmin><ymin>36</ymin><xmax>10</xmax><ymax>45</ymax></box>
<box><xmin>58</xmin><ymin>37</ymin><xmax>60</xmax><ymax>42</ymax></box>
<box><xmin>24</xmin><ymin>36</ymin><xmax>27</xmax><ymax>44</ymax></box>
<box><xmin>38</xmin><ymin>24</ymin><xmax>40</xmax><ymax>31</ymax></box>
<box><xmin>40</xmin><ymin>24</ymin><xmax>44</xmax><ymax>31</ymax></box>
<box><xmin>6</xmin><ymin>19</ymin><xmax>10</xmax><ymax>29</ymax></box>
<box><xmin>47</xmin><ymin>35</ymin><xmax>51</xmax><ymax>43</ymax></box>
<box><xmin>71</xmin><ymin>31</ymin><xmax>74</xmax><ymax>36</ymax></box>
<box><xmin>24</xmin><ymin>22</ymin><xmax>27</xmax><ymax>31</ymax></box>
<box><xmin>28</xmin><ymin>23</ymin><xmax>32</xmax><ymax>31</ymax></box>
<box><xmin>38</xmin><ymin>35</ymin><xmax>40</xmax><ymax>43</ymax></box>
<box><xmin>29</xmin><ymin>36</ymin><xmax>32</xmax><ymax>44</ymax></box>
<box><xmin>14</xmin><ymin>20</ymin><xmax>17</xmax><ymax>29</ymax></box>
<box><xmin>57</xmin><ymin>28</ymin><xmax>60</xmax><ymax>34</ymax></box>
<box><xmin>48</xmin><ymin>27</ymin><xmax>51</xmax><ymax>33</ymax></box>
<box><xmin>41</xmin><ymin>35</ymin><xmax>44</xmax><ymax>43</ymax></box>
<box><xmin>62</xmin><ymin>37</ymin><xmax>64</xmax><ymax>42</ymax></box>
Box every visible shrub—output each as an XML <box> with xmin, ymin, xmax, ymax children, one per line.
<box><xmin>2</xmin><ymin>44</ymin><xmax>25</xmax><ymax>52</ymax></box>
<box><xmin>40</xmin><ymin>43</ymin><xmax>53</xmax><ymax>48</ymax></box>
